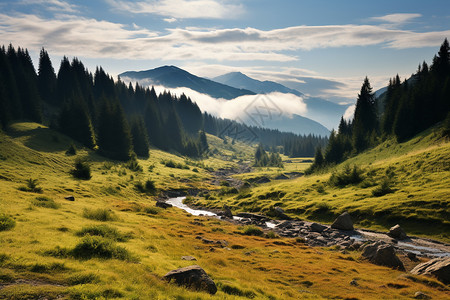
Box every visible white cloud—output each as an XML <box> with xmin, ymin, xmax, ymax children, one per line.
<box><xmin>122</xmin><ymin>80</ymin><xmax>307</xmax><ymax>122</ymax></box>
<box><xmin>370</xmin><ymin>13</ymin><xmax>422</xmax><ymax>25</ymax></box>
<box><xmin>19</xmin><ymin>0</ymin><xmax>78</xmax><ymax>13</ymax></box>
<box><xmin>107</xmin><ymin>0</ymin><xmax>244</xmax><ymax>19</ymax></box>
<box><xmin>164</xmin><ymin>17</ymin><xmax>177</xmax><ymax>23</ymax></box>
<box><xmin>343</xmin><ymin>104</ymin><xmax>356</xmax><ymax>121</ymax></box>
<box><xmin>1</xmin><ymin>12</ymin><xmax>449</xmax><ymax>65</ymax></box>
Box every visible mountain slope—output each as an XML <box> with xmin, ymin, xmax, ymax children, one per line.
<box><xmin>213</xmin><ymin>72</ymin><xmax>303</xmax><ymax>96</ymax></box>
<box><xmin>120</xmin><ymin>66</ymin><xmax>255</xmax><ymax>100</ymax></box>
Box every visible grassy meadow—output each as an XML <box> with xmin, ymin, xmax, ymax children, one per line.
<box><xmin>0</xmin><ymin>122</ymin><xmax>449</xmax><ymax>299</ymax></box>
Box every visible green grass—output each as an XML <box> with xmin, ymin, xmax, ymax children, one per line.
<box><xmin>75</xmin><ymin>224</ymin><xmax>132</xmax><ymax>242</ymax></box>
<box><xmin>82</xmin><ymin>208</ymin><xmax>118</xmax><ymax>222</ymax></box>
<box><xmin>0</xmin><ymin>122</ymin><xmax>449</xmax><ymax>299</ymax></box>
<box><xmin>32</xmin><ymin>196</ymin><xmax>60</xmax><ymax>209</ymax></box>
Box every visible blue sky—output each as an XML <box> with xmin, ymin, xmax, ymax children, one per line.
<box><xmin>0</xmin><ymin>0</ymin><xmax>449</xmax><ymax>103</ymax></box>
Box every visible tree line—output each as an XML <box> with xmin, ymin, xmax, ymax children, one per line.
<box><xmin>309</xmin><ymin>39</ymin><xmax>450</xmax><ymax>172</ymax></box>
<box><xmin>0</xmin><ymin>45</ymin><xmax>327</xmax><ymax>160</ymax></box>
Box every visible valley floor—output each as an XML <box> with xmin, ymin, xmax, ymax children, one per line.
<box><xmin>0</xmin><ymin>122</ymin><xmax>449</xmax><ymax>299</ymax></box>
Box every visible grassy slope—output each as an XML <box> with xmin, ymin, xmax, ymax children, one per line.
<box><xmin>194</xmin><ymin>127</ymin><xmax>450</xmax><ymax>242</ymax></box>
<box><xmin>0</xmin><ymin>122</ymin><xmax>449</xmax><ymax>299</ymax></box>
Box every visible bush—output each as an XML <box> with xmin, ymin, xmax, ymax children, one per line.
<box><xmin>66</xmin><ymin>143</ymin><xmax>77</xmax><ymax>155</ymax></box>
<box><xmin>71</xmin><ymin>158</ymin><xmax>91</xmax><ymax>180</ymax></box>
<box><xmin>329</xmin><ymin>165</ymin><xmax>364</xmax><ymax>187</ymax></box>
<box><xmin>18</xmin><ymin>178</ymin><xmax>43</xmax><ymax>193</ymax></box>
<box><xmin>134</xmin><ymin>179</ymin><xmax>157</xmax><ymax>195</ymax></box>
<box><xmin>161</xmin><ymin>159</ymin><xmax>189</xmax><ymax>169</ymax></box>
<box><xmin>82</xmin><ymin>208</ymin><xmax>117</xmax><ymax>222</ymax></box>
<box><xmin>0</xmin><ymin>214</ymin><xmax>15</xmax><ymax>231</ymax></box>
<box><xmin>71</xmin><ymin>236</ymin><xmax>132</xmax><ymax>261</ymax></box>
<box><xmin>32</xmin><ymin>196</ymin><xmax>60</xmax><ymax>209</ymax></box>
<box><xmin>143</xmin><ymin>206</ymin><xmax>161</xmax><ymax>215</ymax></box>
<box><xmin>125</xmin><ymin>155</ymin><xmax>142</xmax><ymax>172</ymax></box>
<box><xmin>242</xmin><ymin>225</ymin><xmax>263</xmax><ymax>236</ymax></box>
<box><xmin>266</xmin><ymin>230</ymin><xmax>278</xmax><ymax>239</ymax></box>
<box><xmin>76</xmin><ymin>224</ymin><xmax>131</xmax><ymax>242</ymax></box>
<box><xmin>372</xmin><ymin>179</ymin><xmax>394</xmax><ymax>197</ymax></box>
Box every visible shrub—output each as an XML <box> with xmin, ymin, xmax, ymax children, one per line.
<box><xmin>18</xmin><ymin>178</ymin><xmax>43</xmax><ymax>193</ymax></box>
<box><xmin>329</xmin><ymin>165</ymin><xmax>364</xmax><ymax>187</ymax></box>
<box><xmin>71</xmin><ymin>236</ymin><xmax>132</xmax><ymax>260</ymax></box>
<box><xmin>32</xmin><ymin>196</ymin><xmax>60</xmax><ymax>209</ymax></box>
<box><xmin>71</xmin><ymin>158</ymin><xmax>91</xmax><ymax>180</ymax></box>
<box><xmin>266</xmin><ymin>230</ymin><xmax>278</xmax><ymax>239</ymax></box>
<box><xmin>242</xmin><ymin>225</ymin><xmax>263</xmax><ymax>236</ymax></box>
<box><xmin>66</xmin><ymin>143</ymin><xmax>77</xmax><ymax>155</ymax></box>
<box><xmin>372</xmin><ymin>179</ymin><xmax>394</xmax><ymax>197</ymax></box>
<box><xmin>134</xmin><ymin>179</ymin><xmax>157</xmax><ymax>195</ymax></box>
<box><xmin>30</xmin><ymin>262</ymin><xmax>67</xmax><ymax>273</ymax></box>
<box><xmin>82</xmin><ymin>208</ymin><xmax>117</xmax><ymax>222</ymax></box>
<box><xmin>125</xmin><ymin>155</ymin><xmax>142</xmax><ymax>172</ymax></box>
<box><xmin>76</xmin><ymin>224</ymin><xmax>132</xmax><ymax>242</ymax></box>
<box><xmin>161</xmin><ymin>159</ymin><xmax>189</xmax><ymax>169</ymax></box>
<box><xmin>143</xmin><ymin>206</ymin><xmax>161</xmax><ymax>215</ymax></box>
<box><xmin>0</xmin><ymin>214</ymin><xmax>15</xmax><ymax>231</ymax></box>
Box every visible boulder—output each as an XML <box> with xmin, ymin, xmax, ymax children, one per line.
<box><xmin>164</xmin><ymin>265</ymin><xmax>217</xmax><ymax>294</ymax></box>
<box><xmin>276</xmin><ymin>220</ymin><xmax>293</xmax><ymax>229</ymax></box>
<box><xmin>414</xmin><ymin>291</ymin><xmax>431</xmax><ymax>299</ymax></box>
<box><xmin>310</xmin><ymin>222</ymin><xmax>327</xmax><ymax>233</ymax></box>
<box><xmin>331</xmin><ymin>212</ymin><xmax>354</xmax><ymax>231</ymax></box>
<box><xmin>361</xmin><ymin>242</ymin><xmax>405</xmax><ymax>270</ymax></box>
<box><xmin>388</xmin><ymin>224</ymin><xmax>407</xmax><ymax>240</ymax></box>
<box><xmin>64</xmin><ymin>195</ymin><xmax>75</xmax><ymax>201</ymax></box>
<box><xmin>156</xmin><ymin>201</ymin><xmax>172</xmax><ymax>209</ymax></box>
<box><xmin>410</xmin><ymin>257</ymin><xmax>450</xmax><ymax>284</ymax></box>
<box><xmin>273</xmin><ymin>207</ymin><xmax>291</xmax><ymax>220</ymax></box>
<box><xmin>222</xmin><ymin>205</ymin><xmax>233</xmax><ymax>219</ymax></box>
<box><xmin>181</xmin><ymin>256</ymin><xmax>197</xmax><ymax>261</ymax></box>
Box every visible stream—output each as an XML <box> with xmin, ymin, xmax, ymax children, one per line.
<box><xmin>166</xmin><ymin>196</ymin><xmax>450</xmax><ymax>258</ymax></box>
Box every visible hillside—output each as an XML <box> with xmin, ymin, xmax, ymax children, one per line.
<box><xmin>119</xmin><ymin>66</ymin><xmax>255</xmax><ymax>100</ymax></box>
<box><xmin>193</xmin><ymin>125</ymin><xmax>450</xmax><ymax>242</ymax></box>
<box><xmin>1</xmin><ymin>122</ymin><xmax>449</xmax><ymax>299</ymax></box>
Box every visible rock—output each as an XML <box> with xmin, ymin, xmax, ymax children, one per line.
<box><xmin>407</xmin><ymin>252</ymin><xmax>418</xmax><ymax>262</ymax></box>
<box><xmin>156</xmin><ymin>201</ymin><xmax>172</xmax><ymax>209</ymax></box>
<box><xmin>362</xmin><ymin>242</ymin><xmax>405</xmax><ymax>270</ymax></box>
<box><xmin>181</xmin><ymin>256</ymin><xmax>197</xmax><ymax>261</ymax></box>
<box><xmin>201</xmin><ymin>238</ymin><xmax>215</xmax><ymax>244</ymax></box>
<box><xmin>275</xmin><ymin>220</ymin><xmax>293</xmax><ymax>229</ymax></box>
<box><xmin>222</xmin><ymin>205</ymin><xmax>233</xmax><ymax>219</ymax></box>
<box><xmin>273</xmin><ymin>207</ymin><xmax>291</xmax><ymax>220</ymax></box>
<box><xmin>388</xmin><ymin>224</ymin><xmax>407</xmax><ymax>240</ymax></box>
<box><xmin>331</xmin><ymin>212</ymin><xmax>354</xmax><ymax>231</ymax></box>
<box><xmin>410</xmin><ymin>257</ymin><xmax>450</xmax><ymax>284</ymax></box>
<box><xmin>164</xmin><ymin>265</ymin><xmax>217</xmax><ymax>294</ymax></box>
<box><xmin>414</xmin><ymin>291</ymin><xmax>431</xmax><ymax>299</ymax></box>
<box><xmin>236</xmin><ymin>212</ymin><xmax>266</xmax><ymax>220</ymax></box>
<box><xmin>350</xmin><ymin>279</ymin><xmax>359</xmax><ymax>286</ymax></box>
<box><xmin>310</xmin><ymin>223</ymin><xmax>327</xmax><ymax>233</ymax></box>
<box><xmin>64</xmin><ymin>195</ymin><xmax>75</xmax><ymax>201</ymax></box>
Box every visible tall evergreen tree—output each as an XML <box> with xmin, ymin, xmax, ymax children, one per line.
<box><xmin>130</xmin><ymin>116</ymin><xmax>150</xmax><ymax>158</ymax></box>
<box><xmin>38</xmin><ymin>48</ymin><xmax>57</xmax><ymax>105</ymax></box>
<box><xmin>352</xmin><ymin>77</ymin><xmax>376</xmax><ymax>152</ymax></box>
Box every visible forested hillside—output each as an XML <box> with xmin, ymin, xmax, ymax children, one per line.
<box><xmin>309</xmin><ymin>39</ymin><xmax>450</xmax><ymax>171</ymax></box>
<box><xmin>0</xmin><ymin>45</ymin><xmax>326</xmax><ymax>160</ymax></box>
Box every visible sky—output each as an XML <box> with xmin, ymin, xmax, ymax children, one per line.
<box><xmin>0</xmin><ymin>0</ymin><xmax>449</xmax><ymax>104</ymax></box>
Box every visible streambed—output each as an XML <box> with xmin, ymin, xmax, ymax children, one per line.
<box><xmin>166</xmin><ymin>196</ymin><xmax>450</xmax><ymax>258</ymax></box>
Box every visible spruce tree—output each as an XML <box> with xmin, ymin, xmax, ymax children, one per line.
<box><xmin>38</xmin><ymin>48</ymin><xmax>57</xmax><ymax>105</ymax></box>
<box><xmin>352</xmin><ymin>77</ymin><xmax>377</xmax><ymax>152</ymax></box>
<box><xmin>130</xmin><ymin>116</ymin><xmax>150</xmax><ymax>158</ymax></box>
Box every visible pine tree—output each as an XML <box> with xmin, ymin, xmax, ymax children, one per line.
<box><xmin>38</xmin><ymin>48</ymin><xmax>57</xmax><ymax>105</ymax></box>
<box><xmin>352</xmin><ymin>77</ymin><xmax>377</xmax><ymax>152</ymax></box>
<box><xmin>58</xmin><ymin>97</ymin><xmax>96</xmax><ymax>148</ymax></box>
<box><xmin>130</xmin><ymin>116</ymin><xmax>150</xmax><ymax>158</ymax></box>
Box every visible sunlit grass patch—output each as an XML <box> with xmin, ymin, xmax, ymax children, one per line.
<box><xmin>82</xmin><ymin>208</ymin><xmax>118</xmax><ymax>222</ymax></box>
<box><xmin>75</xmin><ymin>224</ymin><xmax>132</xmax><ymax>242</ymax></box>
<box><xmin>32</xmin><ymin>196</ymin><xmax>60</xmax><ymax>209</ymax></box>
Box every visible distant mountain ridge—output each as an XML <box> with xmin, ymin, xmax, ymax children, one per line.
<box><xmin>213</xmin><ymin>72</ymin><xmax>303</xmax><ymax>96</ymax></box>
<box><xmin>120</xmin><ymin>66</ymin><xmax>331</xmax><ymax>136</ymax></box>
<box><xmin>213</xmin><ymin>71</ymin><xmax>349</xmax><ymax>130</ymax></box>
<box><xmin>120</xmin><ymin>66</ymin><xmax>254</xmax><ymax>100</ymax></box>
